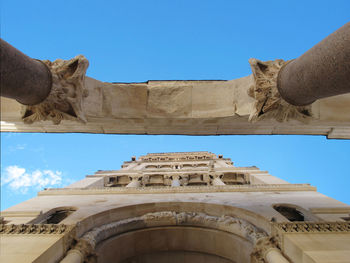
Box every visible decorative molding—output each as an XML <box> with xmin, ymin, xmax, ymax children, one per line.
<box><xmin>248</xmin><ymin>58</ymin><xmax>312</xmax><ymax>122</ymax></box>
<box><xmin>0</xmin><ymin>223</ymin><xmax>74</xmax><ymax>235</ymax></box>
<box><xmin>39</xmin><ymin>184</ymin><xmax>316</xmax><ymax>196</ymax></box>
<box><xmin>273</xmin><ymin>222</ymin><xmax>350</xmax><ymax>233</ymax></box>
<box><xmin>251</xmin><ymin>236</ymin><xmax>281</xmax><ymax>263</ymax></box>
<box><xmin>0</xmin><ymin>211</ymin><xmax>42</xmax><ymax>217</ymax></box>
<box><xmin>71</xmin><ymin>211</ymin><xmax>268</xmax><ymax>261</ymax></box>
<box><xmin>68</xmin><ymin>238</ymin><xmax>96</xmax><ymax>262</ymax></box>
<box><xmin>309</xmin><ymin>207</ymin><xmax>350</xmax><ymax>214</ymax></box>
<box><xmin>21</xmin><ymin>55</ymin><xmax>89</xmax><ymax>124</ymax></box>
<box><xmin>272</xmin><ymin>221</ymin><xmax>350</xmax><ymax>252</ymax></box>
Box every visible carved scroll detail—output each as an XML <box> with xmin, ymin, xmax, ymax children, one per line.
<box><xmin>22</xmin><ymin>55</ymin><xmax>89</xmax><ymax>124</ymax></box>
<box><xmin>248</xmin><ymin>58</ymin><xmax>312</xmax><ymax>122</ymax></box>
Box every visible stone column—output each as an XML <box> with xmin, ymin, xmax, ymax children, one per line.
<box><xmin>265</xmin><ymin>248</ymin><xmax>289</xmax><ymax>263</ymax></box>
<box><xmin>126</xmin><ymin>178</ymin><xmax>141</xmax><ymax>187</ymax></box>
<box><xmin>277</xmin><ymin>22</ymin><xmax>350</xmax><ymax>105</ymax></box>
<box><xmin>60</xmin><ymin>250</ymin><xmax>83</xmax><ymax>263</ymax></box>
<box><xmin>171</xmin><ymin>175</ymin><xmax>181</xmax><ymax>187</ymax></box>
<box><xmin>0</xmin><ymin>38</ymin><xmax>52</xmax><ymax>105</ymax></box>
<box><xmin>212</xmin><ymin>176</ymin><xmax>225</xmax><ymax>186</ymax></box>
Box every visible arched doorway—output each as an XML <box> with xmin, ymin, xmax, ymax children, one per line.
<box><xmin>97</xmin><ymin>226</ymin><xmax>249</xmax><ymax>263</ymax></box>
<box><xmin>61</xmin><ymin>203</ymin><xmax>288</xmax><ymax>263</ymax></box>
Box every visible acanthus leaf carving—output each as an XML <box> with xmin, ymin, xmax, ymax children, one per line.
<box><xmin>251</xmin><ymin>236</ymin><xmax>281</xmax><ymax>263</ymax></box>
<box><xmin>248</xmin><ymin>58</ymin><xmax>312</xmax><ymax>123</ymax></box>
<box><xmin>21</xmin><ymin>55</ymin><xmax>89</xmax><ymax>125</ymax></box>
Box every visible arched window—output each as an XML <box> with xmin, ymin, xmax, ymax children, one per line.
<box><xmin>44</xmin><ymin>209</ymin><xmax>75</xmax><ymax>224</ymax></box>
<box><xmin>31</xmin><ymin>207</ymin><xmax>76</xmax><ymax>224</ymax></box>
<box><xmin>273</xmin><ymin>205</ymin><xmax>304</xmax><ymax>221</ymax></box>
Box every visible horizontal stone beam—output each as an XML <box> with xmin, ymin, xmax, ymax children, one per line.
<box><xmin>1</xmin><ymin>22</ymin><xmax>350</xmax><ymax>139</ymax></box>
<box><xmin>1</xmin><ymin>74</ymin><xmax>350</xmax><ymax>139</ymax></box>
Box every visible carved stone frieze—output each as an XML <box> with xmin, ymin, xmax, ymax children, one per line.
<box><xmin>274</xmin><ymin>221</ymin><xmax>350</xmax><ymax>233</ymax></box>
<box><xmin>21</xmin><ymin>55</ymin><xmax>89</xmax><ymax>124</ymax></box>
<box><xmin>271</xmin><ymin>221</ymin><xmax>350</xmax><ymax>252</ymax></box>
<box><xmin>0</xmin><ymin>223</ymin><xmax>74</xmax><ymax>234</ymax></box>
<box><xmin>248</xmin><ymin>58</ymin><xmax>312</xmax><ymax>122</ymax></box>
<box><xmin>70</xmin><ymin>211</ymin><xmax>268</xmax><ymax>262</ymax></box>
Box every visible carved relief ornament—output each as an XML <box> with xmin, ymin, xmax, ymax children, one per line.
<box><xmin>274</xmin><ymin>221</ymin><xmax>350</xmax><ymax>233</ymax></box>
<box><xmin>248</xmin><ymin>58</ymin><xmax>312</xmax><ymax>122</ymax></box>
<box><xmin>21</xmin><ymin>55</ymin><xmax>89</xmax><ymax>124</ymax></box>
<box><xmin>0</xmin><ymin>223</ymin><xmax>73</xmax><ymax>234</ymax></box>
<box><xmin>67</xmin><ymin>211</ymin><xmax>268</xmax><ymax>262</ymax></box>
<box><xmin>251</xmin><ymin>236</ymin><xmax>281</xmax><ymax>263</ymax></box>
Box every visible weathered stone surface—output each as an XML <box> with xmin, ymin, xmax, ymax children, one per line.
<box><xmin>21</xmin><ymin>55</ymin><xmax>89</xmax><ymax>125</ymax></box>
<box><xmin>147</xmin><ymin>82</ymin><xmax>192</xmax><ymax>118</ymax></box>
<box><xmin>1</xmin><ymin>64</ymin><xmax>350</xmax><ymax>138</ymax></box>
<box><xmin>248</xmin><ymin>59</ymin><xmax>312</xmax><ymax>123</ymax></box>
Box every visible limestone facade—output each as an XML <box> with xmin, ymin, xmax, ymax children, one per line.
<box><xmin>1</xmin><ymin>151</ymin><xmax>350</xmax><ymax>263</ymax></box>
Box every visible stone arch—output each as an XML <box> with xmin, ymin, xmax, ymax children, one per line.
<box><xmin>65</xmin><ymin>212</ymin><xmax>267</xmax><ymax>263</ymax></box>
<box><xmin>75</xmin><ymin>202</ymin><xmax>272</xmax><ymax>237</ymax></box>
<box><xmin>61</xmin><ymin>202</ymin><xmax>289</xmax><ymax>263</ymax></box>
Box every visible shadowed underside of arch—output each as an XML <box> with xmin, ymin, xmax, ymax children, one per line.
<box><xmin>62</xmin><ymin>203</ymin><xmax>279</xmax><ymax>263</ymax></box>
<box><xmin>60</xmin><ymin>202</ymin><xmax>292</xmax><ymax>263</ymax></box>
<box><xmin>96</xmin><ymin>226</ymin><xmax>250</xmax><ymax>263</ymax></box>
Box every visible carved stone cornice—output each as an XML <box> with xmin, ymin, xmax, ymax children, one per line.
<box><xmin>248</xmin><ymin>58</ymin><xmax>312</xmax><ymax>122</ymax></box>
<box><xmin>39</xmin><ymin>184</ymin><xmax>316</xmax><ymax>196</ymax></box>
<box><xmin>21</xmin><ymin>55</ymin><xmax>89</xmax><ymax>124</ymax></box>
<box><xmin>0</xmin><ymin>223</ymin><xmax>74</xmax><ymax>235</ymax></box>
<box><xmin>272</xmin><ymin>221</ymin><xmax>350</xmax><ymax>252</ymax></box>
<box><xmin>273</xmin><ymin>221</ymin><xmax>350</xmax><ymax>233</ymax></box>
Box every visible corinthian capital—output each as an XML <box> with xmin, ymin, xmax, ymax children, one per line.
<box><xmin>248</xmin><ymin>58</ymin><xmax>312</xmax><ymax>122</ymax></box>
<box><xmin>22</xmin><ymin>55</ymin><xmax>89</xmax><ymax>124</ymax></box>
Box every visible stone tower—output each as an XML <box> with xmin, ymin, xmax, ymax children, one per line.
<box><xmin>1</xmin><ymin>152</ymin><xmax>350</xmax><ymax>263</ymax></box>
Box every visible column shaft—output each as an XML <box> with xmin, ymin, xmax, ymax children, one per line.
<box><xmin>126</xmin><ymin>180</ymin><xmax>141</xmax><ymax>188</ymax></box>
<box><xmin>265</xmin><ymin>249</ymin><xmax>289</xmax><ymax>263</ymax></box>
<box><xmin>212</xmin><ymin>177</ymin><xmax>225</xmax><ymax>186</ymax></box>
<box><xmin>0</xmin><ymin>39</ymin><xmax>52</xmax><ymax>105</ymax></box>
<box><xmin>277</xmin><ymin>22</ymin><xmax>350</xmax><ymax>105</ymax></box>
<box><xmin>60</xmin><ymin>250</ymin><xmax>83</xmax><ymax>263</ymax></box>
<box><xmin>171</xmin><ymin>179</ymin><xmax>181</xmax><ymax>187</ymax></box>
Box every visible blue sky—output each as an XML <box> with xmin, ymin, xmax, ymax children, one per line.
<box><xmin>1</xmin><ymin>1</ymin><xmax>350</xmax><ymax>209</ymax></box>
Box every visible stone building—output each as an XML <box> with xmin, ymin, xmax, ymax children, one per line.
<box><xmin>1</xmin><ymin>151</ymin><xmax>350</xmax><ymax>263</ymax></box>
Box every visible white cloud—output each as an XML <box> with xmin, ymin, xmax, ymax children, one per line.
<box><xmin>1</xmin><ymin>166</ymin><xmax>63</xmax><ymax>194</ymax></box>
